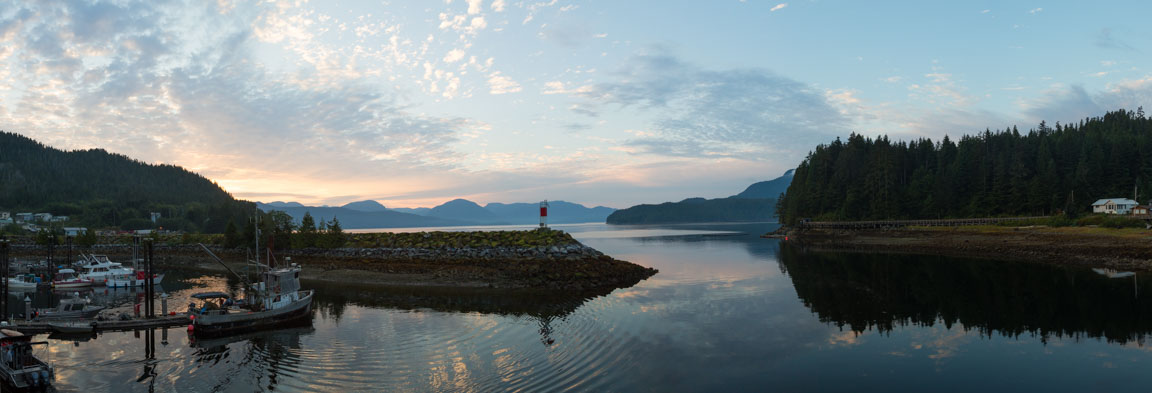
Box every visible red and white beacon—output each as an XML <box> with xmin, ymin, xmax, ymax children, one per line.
<box><xmin>539</xmin><ymin>200</ymin><xmax>549</xmax><ymax>228</ymax></box>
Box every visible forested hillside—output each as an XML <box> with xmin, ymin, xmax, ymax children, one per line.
<box><xmin>606</xmin><ymin>197</ymin><xmax>775</xmax><ymax>224</ymax></box>
<box><xmin>778</xmin><ymin>109</ymin><xmax>1152</xmax><ymax>224</ymax></box>
<box><xmin>0</xmin><ymin>131</ymin><xmax>254</xmax><ymax>232</ymax></box>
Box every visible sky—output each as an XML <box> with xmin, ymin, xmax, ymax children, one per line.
<box><xmin>3</xmin><ymin>1</ymin><xmax>1152</xmax><ymax>209</ymax></box>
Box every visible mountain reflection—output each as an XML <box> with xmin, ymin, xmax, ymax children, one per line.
<box><xmin>777</xmin><ymin>242</ymin><xmax>1152</xmax><ymax>344</ymax></box>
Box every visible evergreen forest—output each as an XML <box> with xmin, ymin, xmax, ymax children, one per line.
<box><xmin>0</xmin><ymin>131</ymin><xmax>255</xmax><ymax>233</ymax></box>
<box><xmin>777</xmin><ymin>109</ymin><xmax>1152</xmax><ymax>224</ymax></box>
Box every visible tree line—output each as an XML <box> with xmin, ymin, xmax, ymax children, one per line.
<box><xmin>222</xmin><ymin>211</ymin><xmax>346</xmax><ymax>249</ymax></box>
<box><xmin>777</xmin><ymin>109</ymin><xmax>1152</xmax><ymax>224</ymax></box>
<box><xmin>0</xmin><ymin>131</ymin><xmax>254</xmax><ymax>233</ymax></box>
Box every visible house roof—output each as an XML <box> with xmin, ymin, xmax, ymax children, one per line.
<box><xmin>1092</xmin><ymin>198</ymin><xmax>1138</xmax><ymax>206</ymax></box>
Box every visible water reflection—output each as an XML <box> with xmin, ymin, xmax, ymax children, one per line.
<box><xmin>778</xmin><ymin>242</ymin><xmax>1152</xmax><ymax>344</ymax></box>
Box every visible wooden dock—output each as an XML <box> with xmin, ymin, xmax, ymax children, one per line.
<box><xmin>4</xmin><ymin>314</ymin><xmax>191</xmax><ymax>334</ymax></box>
<box><xmin>799</xmin><ymin>216</ymin><xmax>1051</xmax><ymax>230</ymax></box>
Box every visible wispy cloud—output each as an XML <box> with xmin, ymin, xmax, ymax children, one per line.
<box><xmin>1028</xmin><ymin>7</ymin><xmax>1043</xmax><ymax>14</ymax></box>
<box><xmin>573</xmin><ymin>52</ymin><xmax>847</xmax><ymax>159</ymax></box>
<box><xmin>770</xmin><ymin>3</ymin><xmax>788</xmax><ymax>12</ymax></box>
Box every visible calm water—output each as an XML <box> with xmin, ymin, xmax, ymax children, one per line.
<box><xmin>14</xmin><ymin>222</ymin><xmax>1152</xmax><ymax>392</ymax></box>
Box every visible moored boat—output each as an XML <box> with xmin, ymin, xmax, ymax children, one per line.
<box><xmin>35</xmin><ymin>293</ymin><xmax>104</xmax><ymax>320</ymax></box>
<box><xmin>52</xmin><ymin>269</ymin><xmax>93</xmax><ymax>288</ymax></box>
<box><xmin>0</xmin><ymin>328</ymin><xmax>53</xmax><ymax>389</ymax></box>
<box><xmin>76</xmin><ymin>255</ymin><xmax>134</xmax><ymax>286</ymax></box>
<box><xmin>106</xmin><ymin>271</ymin><xmax>164</xmax><ymax>288</ymax></box>
<box><xmin>6</xmin><ymin>274</ymin><xmax>40</xmax><ymax>291</ymax></box>
<box><xmin>190</xmin><ymin>263</ymin><xmax>313</xmax><ymax>337</ymax></box>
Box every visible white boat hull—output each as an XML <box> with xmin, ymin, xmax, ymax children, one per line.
<box><xmin>52</xmin><ymin>280</ymin><xmax>93</xmax><ymax>288</ymax></box>
<box><xmin>106</xmin><ymin>274</ymin><xmax>164</xmax><ymax>288</ymax></box>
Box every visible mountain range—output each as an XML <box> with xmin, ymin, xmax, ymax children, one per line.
<box><xmin>605</xmin><ymin>170</ymin><xmax>793</xmax><ymax>225</ymax></box>
<box><xmin>258</xmin><ymin>199</ymin><xmax>616</xmax><ymax>229</ymax></box>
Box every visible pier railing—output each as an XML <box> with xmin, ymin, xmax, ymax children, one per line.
<box><xmin>799</xmin><ymin>216</ymin><xmax>1052</xmax><ymax>229</ymax></box>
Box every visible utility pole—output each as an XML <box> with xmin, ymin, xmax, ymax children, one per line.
<box><xmin>146</xmin><ymin>238</ymin><xmax>154</xmax><ymax>318</ymax></box>
<box><xmin>1</xmin><ymin>237</ymin><xmax>8</xmax><ymax>321</ymax></box>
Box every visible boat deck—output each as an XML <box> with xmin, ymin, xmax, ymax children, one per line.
<box><xmin>4</xmin><ymin>314</ymin><xmax>191</xmax><ymax>334</ymax></box>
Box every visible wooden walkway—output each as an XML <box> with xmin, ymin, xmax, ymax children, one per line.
<box><xmin>799</xmin><ymin>216</ymin><xmax>1052</xmax><ymax>230</ymax></box>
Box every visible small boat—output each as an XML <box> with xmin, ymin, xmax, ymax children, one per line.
<box><xmin>106</xmin><ymin>271</ymin><xmax>164</xmax><ymax>288</ymax></box>
<box><xmin>52</xmin><ymin>269</ymin><xmax>93</xmax><ymax>288</ymax></box>
<box><xmin>6</xmin><ymin>274</ymin><xmax>40</xmax><ymax>291</ymax></box>
<box><xmin>35</xmin><ymin>293</ymin><xmax>104</xmax><ymax>320</ymax></box>
<box><xmin>0</xmin><ymin>328</ymin><xmax>54</xmax><ymax>389</ymax></box>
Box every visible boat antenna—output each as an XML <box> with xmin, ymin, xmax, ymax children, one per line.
<box><xmin>197</xmin><ymin>243</ymin><xmax>251</xmax><ymax>285</ymax></box>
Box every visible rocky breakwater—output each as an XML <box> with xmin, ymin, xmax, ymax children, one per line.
<box><xmin>285</xmin><ymin>229</ymin><xmax>658</xmax><ymax>290</ymax></box>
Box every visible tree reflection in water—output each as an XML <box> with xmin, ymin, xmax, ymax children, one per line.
<box><xmin>777</xmin><ymin>242</ymin><xmax>1152</xmax><ymax>344</ymax></box>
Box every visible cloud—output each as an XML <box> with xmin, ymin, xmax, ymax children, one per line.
<box><xmin>466</xmin><ymin>0</ymin><xmax>484</xmax><ymax>15</ymax></box>
<box><xmin>491</xmin><ymin>0</ymin><xmax>506</xmax><ymax>12</ymax></box>
<box><xmin>0</xmin><ymin>0</ymin><xmax>484</xmax><ymax>202</ymax></box>
<box><xmin>770</xmin><ymin>3</ymin><xmax>788</xmax><ymax>12</ymax></box>
<box><xmin>1028</xmin><ymin>8</ymin><xmax>1043</xmax><ymax>14</ymax></box>
<box><xmin>1095</xmin><ymin>28</ymin><xmax>1136</xmax><ymax>51</ymax></box>
<box><xmin>487</xmin><ymin>71</ymin><xmax>522</xmax><ymax>94</ymax></box>
<box><xmin>1022</xmin><ymin>78</ymin><xmax>1152</xmax><ymax>124</ymax></box>
<box><xmin>574</xmin><ymin>52</ymin><xmax>848</xmax><ymax>159</ymax></box>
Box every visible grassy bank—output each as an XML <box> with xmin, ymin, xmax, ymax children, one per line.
<box><xmin>788</xmin><ymin>224</ymin><xmax>1152</xmax><ymax>271</ymax></box>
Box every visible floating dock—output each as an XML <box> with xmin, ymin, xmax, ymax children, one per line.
<box><xmin>4</xmin><ymin>314</ymin><xmax>191</xmax><ymax>334</ymax></box>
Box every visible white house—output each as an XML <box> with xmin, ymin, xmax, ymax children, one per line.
<box><xmin>1092</xmin><ymin>198</ymin><xmax>1139</xmax><ymax>214</ymax></box>
<box><xmin>33</xmin><ymin>213</ymin><xmax>52</xmax><ymax>222</ymax></box>
<box><xmin>0</xmin><ymin>212</ymin><xmax>9</xmax><ymax>220</ymax></box>
<box><xmin>15</xmin><ymin>213</ymin><xmax>33</xmax><ymax>222</ymax></box>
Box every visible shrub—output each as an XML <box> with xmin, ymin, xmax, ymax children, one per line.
<box><xmin>1076</xmin><ymin>214</ymin><xmax>1107</xmax><ymax>226</ymax></box>
<box><xmin>1101</xmin><ymin>215</ymin><xmax>1145</xmax><ymax>229</ymax></box>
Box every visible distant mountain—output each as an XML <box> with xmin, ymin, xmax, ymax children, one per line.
<box><xmin>257</xmin><ymin>203</ymin><xmax>466</xmax><ymax>229</ymax></box>
<box><xmin>390</xmin><ymin>207</ymin><xmax>431</xmax><ymax>215</ymax></box>
<box><xmin>606</xmin><ymin>171</ymin><xmax>793</xmax><ymax>225</ymax></box>
<box><xmin>264</xmin><ymin>198</ymin><xmax>614</xmax><ymax>227</ymax></box>
<box><xmin>606</xmin><ymin>197</ymin><xmax>775</xmax><ymax>224</ymax></box>
<box><xmin>732</xmin><ymin>169</ymin><xmax>794</xmax><ymax>199</ymax></box>
<box><xmin>485</xmin><ymin>201</ymin><xmax>615</xmax><ymax>224</ymax></box>
<box><xmin>265</xmin><ymin>201</ymin><xmax>306</xmax><ymax>208</ymax></box>
<box><xmin>341</xmin><ymin>200</ymin><xmax>388</xmax><ymax>212</ymax></box>
<box><xmin>428</xmin><ymin>199</ymin><xmax>502</xmax><ymax>223</ymax></box>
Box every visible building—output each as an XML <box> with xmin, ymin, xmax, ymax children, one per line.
<box><xmin>33</xmin><ymin>213</ymin><xmax>52</xmax><ymax>222</ymax></box>
<box><xmin>150</xmin><ymin>212</ymin><xmax>161</xmax><ymax>223</ymax></box>
<box><xmin>63</xmin><ymin>227</ymin><xmax>87</xmax><ymax>236</ymax></box>
<box><xmin>0</xmin><ymin>212</ymin><xmax>9</xmax><ymax>220</ymax></box>
<box><xmin>15</xmin><ymin>213</ymin><xmax>33</xmax><ymax>222</ymax></box>
<box><xmin>1134</xmin><ymin>205</ymin><xmax>1151</xmax><ymax>215</ymax></box>
<box><xmin>1092</xmin><ymin>198</ymin><xmax>1139</xmax><ymax>215</ymax></box>
<box><xmin>50</xmin><ymin>216</ymin><xmax>69</xmax><ymax>222</ymax></box>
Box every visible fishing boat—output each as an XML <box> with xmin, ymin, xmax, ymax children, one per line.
<box><xmin>190</xmin><ymin>213</ymin><xmax>314</xmax><ymax>337</ymax></box>
<box><xmin>6</xmin><ymin>274</ymin><xmax>40</xmax><ymax>291</ymax></box>
<box><xmin>0</xmin><ymin>328</ymin><xmax>53</xmax><ymax>389</ymax></box>
<box><xmin>34</xmin><ymin>293</ymin><xmax>104</xmax><ymax>320</ymax></box>
<box><xmin>52</xmin><ymin>269</ymin><xmax>93</xmax><ymax>288</ymax></box>
<box><xmin>106</xmin><ymin>271</ymin><xmax>164</xmax><ymax>288</ymax></box>
<box><xmin>189</xmin><ymin>263</ymin><xmax>314</xmax><ymax>337</ymax></box>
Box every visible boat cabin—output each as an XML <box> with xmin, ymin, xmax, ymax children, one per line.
<box><xmin>189</xmin><ymin>292</ymin><xmax>237</xmax><ymax>315</ymax></box>
<box><xmin>54</xmin><ymin>269</ymin><xmax>79</xmax><ymax>281</ymax></box>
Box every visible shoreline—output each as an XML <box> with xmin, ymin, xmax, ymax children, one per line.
<box><xmin>784</xmin><ymin>225</ymin><xmax>1152</xmax><ymax>271</ymax></box>
<box><xmin>8</xmin><ymin>238</ymin><xmax>658</xmax><ymax>291</ymax></box>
